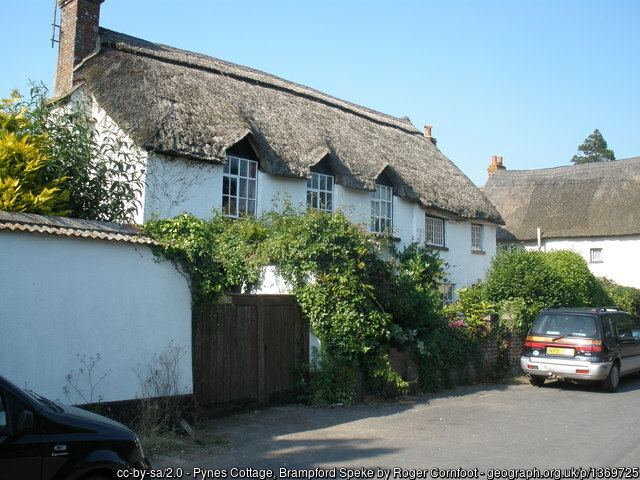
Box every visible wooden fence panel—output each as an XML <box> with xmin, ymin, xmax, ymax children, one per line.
<box><xmin>194</xmin><ymin>295</ymin><xmax>307</xmax><ymax>409</ymax></box>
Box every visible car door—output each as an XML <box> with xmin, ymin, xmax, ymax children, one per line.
<box><xmin>0</xmin><ymin>389</ymin><xmax>42</xmax><ymax>480</ymax></box>
<box><xmin>612</xmin><ymin>313</ymin><xmax>640</xmax><ymax>374</ymax></box>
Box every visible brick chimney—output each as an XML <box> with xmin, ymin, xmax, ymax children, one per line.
<box><xmin>423</xmin><ymin>125</ymin><xmax>437</xmax><ymax>146</ymax></box>
<box><xmin>487</xmin><ymin>155</ymin><xmax>506</xmax><ymax>177</ymax></box>
<box><xmin>54</xmin><ymin>0</ymin><xmax>105</xmax><ymax>96</ymax></box>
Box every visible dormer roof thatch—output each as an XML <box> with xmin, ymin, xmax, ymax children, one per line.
<box><xmin>483</xmin><ymin>157</ymin><xmax>640</xmax><ymax>241</ymax></box>
<box><xmin>73</xmin><ymin>28</ymin><xmax>502</xmax><ymax>224</ymax></box>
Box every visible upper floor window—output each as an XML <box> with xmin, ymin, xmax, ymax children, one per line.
<box><xmin>471</xmin><ymin>224</ymin><xmax>483</xmax><ymax>251</ymax></box>
<box><xmin>223</xmin><ymin>155</ymin><xmax>257</xmax><ymax>217</ymax></box>
<box><xmin>425</xmin><ymin>215</ymin><xmax>445</xmax><ymax>247</ymax></box>
<box><xmin>307</xmin><ymin>172</ymin><xmax>334</xmax><ymax>212</ymax></box>
<box><xmin>590</xmin><ymin>248</ymin><xmax>603</xmax><ymax>263</ymax></box>
<box><xmin>370</xmin><ymin>184</ymin><xmax>393</xmax><ymax>234</ymax></box>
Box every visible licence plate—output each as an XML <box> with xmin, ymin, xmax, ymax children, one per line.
<box><xmin>546</xmin><ymin>346</ymin><xmax>575</xmax><ymax>356</ymax></box>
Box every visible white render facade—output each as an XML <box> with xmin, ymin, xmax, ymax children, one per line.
<box><xmin>519</xmin><ymin>236</ymin><xmax>640</xmax><ymax>289</ymax></box>
<box><xmin>136</xmin><ymin>145</ymin><xmax>497</xmax><ymax>298</ymax></box>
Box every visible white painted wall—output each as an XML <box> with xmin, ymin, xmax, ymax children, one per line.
<box><xmin>0</xmin><ymin>231</ymin><xmax>192</xmax><ymax>404</ymax></box>
<box><xmin>144</xmin><ymin>153</ymin><xmax>222</xmax><ymax>221</ymax></box>
<box><xmin>520</xmin><ymin>236</ymin><xmax>640</xmax><ymax>289</ymax></box>
<box><xmin>143</xmin><ymin>156</ymin><xmax>498</xmax><ymax>294</ymax></box>
<box><xmin>439</xmin><ymin>220</ymin><xmax>497</xmax><ymax>295</ymax></box>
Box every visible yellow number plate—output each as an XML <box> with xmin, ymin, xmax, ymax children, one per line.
<box><xmin>547</xmin><ymin>347</ymin><xmax>575</xmax><ymax>356</ymax></box>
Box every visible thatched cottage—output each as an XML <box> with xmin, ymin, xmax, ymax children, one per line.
<box><xmin>483</xmin><ymin>156</ymin><xmax>640</xmax><ymax>288</ymax></box>
<box><xmin>54</xmin><ymin>0</ymin><xmax>503</xmax><ymax>294</ymax></box>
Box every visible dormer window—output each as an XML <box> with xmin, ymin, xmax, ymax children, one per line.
<box><xmin>370</xmin><ymin>184</ymin><xmax>393</xmax><ymax>234</ymax></box>
<box><xmin>307</xmin><ymin>173</ymin><xmax>334</xmax><ymax>212</ymax></box>
<box><xmin>223</xmin><ymin>138</ymin><xmax>259</xmax><ymax>217</ymax></box>
<box><xmin>307</xmin><ymin>156</ymin><xmax>335</xmax><ymax>212</ymax></box>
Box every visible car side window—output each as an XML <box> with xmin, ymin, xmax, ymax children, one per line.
<box><xmin>0</xmin><ymin>394</ymin><xmax>7</xmax><ymax>429</ymax></box>
<box><xmin>630</xmin><ymin>314</ymin><xmax>640</xmax><ymax>339</ymax></box>
<box><xmin>613</xmin><ymin>313</ymin><xmax>634</xmax><ymax>339</ymax></box>
<box><xmin>601</xmin><ymin>315</ymin><xmax>615</xmax><ymax>340</ymax></box>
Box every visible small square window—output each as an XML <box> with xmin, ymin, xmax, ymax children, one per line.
<box><xmin>590</xmin><ymin>248</ymin><xmax>603</xmax><ymax>263</ymax></box>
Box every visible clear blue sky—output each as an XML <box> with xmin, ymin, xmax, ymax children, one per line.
<box><xmin>2</xmin><ymin>0</ymin><xmax>639</xmax><ymax>186</ymax></box>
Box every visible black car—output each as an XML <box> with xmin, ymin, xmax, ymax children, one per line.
<box><xmin>0</xmin><ymin>374</ymin><xmax>150</xmax><ymax>480</ymax></box>
<box><xmin>521</xmin><ymin>307</ymin><xmax>640</xmax><ymax>392</ymax></box>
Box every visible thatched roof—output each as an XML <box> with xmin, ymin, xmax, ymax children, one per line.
<box><xmin>73</xmin><ymin>28</ymin><xmax>502</xmax><ymax>224</ymax></box>
<box><xmin>483</xmin><ymin>157</ymin><xmax>640</xmax><ymax>241</ymax></box>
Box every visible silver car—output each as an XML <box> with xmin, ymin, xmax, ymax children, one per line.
<box><xmin>521</xmin><ymin>307</ymin><xmax>640</xmax><ymax>392</ymax></box>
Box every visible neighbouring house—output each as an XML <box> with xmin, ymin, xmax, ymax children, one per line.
<box><xmin>52</xmin><ymin>0</ymin><xmax>503</xmax><ymax>296</ymax></box>
<box><xmin>0</xmin><ymin>210</ymin><xmax>192</xmax><ymax>403</ymax></box>
<box><xmin>483</xmin><ymin>156</ymin><xmax>640</xmax><ymax>289</ymax></box>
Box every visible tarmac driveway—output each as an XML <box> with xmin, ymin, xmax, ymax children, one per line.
<box><xmin>153</xmin><ymin>375</ymin><xmax>640</xmax><ymax>474</ymax></box>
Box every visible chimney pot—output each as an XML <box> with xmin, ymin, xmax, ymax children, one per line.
<box><xmin>423</xmin><ymin>125</ymin><xmax>437</xmax><ymax>146</ymax></box>
<box><xmin>487</xmin><ymin>155</ymin><xmax>506</xmax><ymax>177</ymax></box>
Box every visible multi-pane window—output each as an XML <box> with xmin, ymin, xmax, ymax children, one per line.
<box><xmin>440</xmin><ymin>283</ymin><xmax>455</xmax><ymax>304</ymax></box>
<box><xmin>425</xmin><ymin>216</ymin><xmax>445</xmax><ymax>247</ymax></box>
<box><xmin>307</xmin><ymin>172</ymin><xmax>334</xmax><ymax>212</ymax></box>
<box><xmin>370</xmin><ymin>184</ymin><xmax>393</xmax><ymax>234</ymax></box>
<box><xmin>590</xmin><ymin>248</ymin><xmax>603</xmax><ymax>263</ymax></box>
<box><xmin>222</xmin><ymin>155</ymin><xmax>257</xmax><ymax>217</ymax></box>
<box><xmin>471</xmin><ymin>224</ymin><xmax>483</xmax><ymax>251</ymax></box>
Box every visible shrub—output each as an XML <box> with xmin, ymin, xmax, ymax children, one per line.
<box><xmin>483</xmin><ymin>249</ymin><xmax>612</xmax><ymax>334</ymax></box>
<box><xmin>545</xmin><ymin>250</ymin><xmax>609</xmax><ymax>306</ymax></box>
<box><xmin>600</xmin><ymin>278</ymin><xmax>640</xmax><ymax>316</ymax></box>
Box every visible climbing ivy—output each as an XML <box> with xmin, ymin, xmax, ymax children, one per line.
<box><xmin>145</xmin><ymin>205</ymin><xmax>457</xmax><ymax>395</ymax></box>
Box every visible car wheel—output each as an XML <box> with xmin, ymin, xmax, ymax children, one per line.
<box><xmin>601</xmin><ymin>363</ymin><xmax>620</xmax><ymax>393</ymax></box>
<box><xmin>529</xmin><ymin>376</ymin><xmax>545</xmax><ymax>387</ymax></box>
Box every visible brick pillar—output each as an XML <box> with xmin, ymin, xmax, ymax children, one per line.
<box><xmin>54</xmin><ymin>0</ymin><xmax>105</xmax><ymax>96</ymax></box>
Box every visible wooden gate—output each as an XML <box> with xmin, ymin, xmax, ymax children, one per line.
<box><xmin>193</xmin><ymin>294</ymin><xmax>308</xmax><ymax>408</ymax></box>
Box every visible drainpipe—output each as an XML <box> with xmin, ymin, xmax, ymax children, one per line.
<box><xmin>537</xmin><ymin>227</ymin><xmax>542</xmax><ymax>251</ymax></box>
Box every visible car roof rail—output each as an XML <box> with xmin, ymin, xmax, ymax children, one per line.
<box><xmin>595</xmin><ymin>306</ymin><xmax>621</xmax><ymax>312</ymax></box>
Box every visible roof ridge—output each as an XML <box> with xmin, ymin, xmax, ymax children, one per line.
<box><xmin>98</xmin><ymin>28</ymin><xmax>420</xmax><ymax>135</ymax></box>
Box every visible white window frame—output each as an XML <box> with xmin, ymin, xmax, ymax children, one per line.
<box><xmin>471</xmin><ymin>224</ymin><xmax>484</xmax><ymax>251</ymax></box>
<box><xmin>590</xmin><ymin>248</ymin><xmax>603</xmax><ymax>263</ymax></box>
<box><xmin>370</xmin><ymin>184</ymin><xmax>393</xmax><ymax>234</ymax></box>
<box><xmin>425</xmin><ymin>215</ymin><xmax>445</xmax><ymax>247</ymax></box>
<box><xmin>440</xmin><ymin>283</ymin><xmax>456</xmax><ymax>304</ymax></box>
<box><xmin>307</xmin><ymin>172</ymin><xmax>334</xmax><ymax>212</ymax></box>
<box><xmin>222</xmin><ymin>155</ymin><xmax>258</xmax><ymax>217</ymax></box>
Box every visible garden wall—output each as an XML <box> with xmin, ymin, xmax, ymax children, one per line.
<box><xmin>0</xmin><ymin>211</ymin><xmax>193</xmax><ymax>404</ymax></box>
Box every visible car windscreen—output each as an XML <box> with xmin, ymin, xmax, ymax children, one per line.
<box><xmin>531</xmin><ymin>314</ymin><xmax>598</xmax><ymax>338</ymax></box>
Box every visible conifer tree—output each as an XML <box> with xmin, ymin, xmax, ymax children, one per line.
<box><xmin>571</xmin><ymin>129</ymin><xmax>615</xmax><ymax>164</ymax></box>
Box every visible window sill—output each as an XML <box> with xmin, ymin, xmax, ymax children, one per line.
<box><xmin>471</xmin><ymin>249</ymin><xmax>486</xmax><ymax>255</ymax></box>
<box><xmin>426</xmin><ymin>245</ymin><xmax>449</xmax><ymax>252</ymax></box>
<box><xmin>372</xmin><ymin>233</ymin><xmax>401</xmax><ymax>243</ymax></box>
<box><xmin>590</xmin><ymin>260</ymin><xmax>603</xmax><ymax>264</ymax></box>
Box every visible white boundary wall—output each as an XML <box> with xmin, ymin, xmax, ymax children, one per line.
<box><xmin>0</xmin><ymin>231</ymin><xmax>192</xmax><ymax>404</ymax></box>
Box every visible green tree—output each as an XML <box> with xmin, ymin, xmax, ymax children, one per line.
<box><xmin>570</xmin><ymin>129</ymin><xmax>615</xmax><ymax>164</ymax></box>
<box><xmin>4</xmin><ymin>84</ymin><xmax>145</xmax><ymax>223</ymax></box>
<box><xmin>0</xmin><ymin>93</ymin><xmax>69</xmax><ymax>215</ymax></box>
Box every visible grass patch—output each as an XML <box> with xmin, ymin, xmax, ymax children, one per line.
<box><xmin>140</xmin><ymin>427</ymin><xmax>228</xmax><ymax>458</ymax></box>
